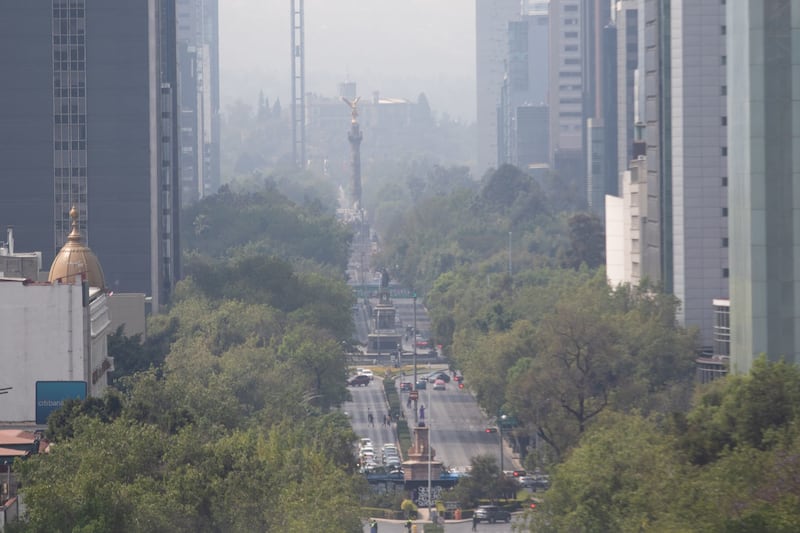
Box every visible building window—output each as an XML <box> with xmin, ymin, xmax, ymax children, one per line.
<box><xmin>722</xmin><ymin>268</ymin><xmax>729</xmax><ymax>278</ymax></box>
<box><xmin>721</xmin><ymin>116</ymin><xmax>727</xmax><ymax>126</ymax></box>
<box><xmin>721</xmin><ymin>85</ymin><xmax>727</xmax><ymax>95</ymax></box>
<box><xmin>722</xmin><ymin>177</ymin><xmax>728</xmax><ymax>186</ymax></box>
<box><xmin>722</xmin><ymin>238</ymin><xmax>729</xmax><ymax>248</ymax></box>
<box><xmin>721</xmin><ymin>25</ymin><xmax>726</xmax><ymax>35</ymax></box>
<box><xmin>721</xmin><ymin>55</ymin><xmax>727</xmax><ymax>65</ymax></box>
<box><xmin>722</xmin><ymin>207</ymin><xmax>728</xmax><ymax>217</ymax></box>
<box><xmin>722</xmin><ymin>146</ymin><xmax>728</xmax><ymax>156</ymax></box>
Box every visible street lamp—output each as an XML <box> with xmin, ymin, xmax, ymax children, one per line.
<box><xmin>413</xmin><ymin>292</ymin><xmax>418</xmax><ymax>424</ymax></box>
<box><xmin>427</xmin><ymin>378</ymin><xmax>432</xmax><ymax>521</ymax></box>
<box><xmin>499</xmin><ymin>414</ymin><xmax>508</xmax><ymax>474</ymax></box>
<box><xmin>376</xmin><ymin>308</ymin><xmax>381</xmax><ymax>361</ymax></box>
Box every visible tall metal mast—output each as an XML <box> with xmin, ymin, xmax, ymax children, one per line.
<box><xmin>290</xmin><ymin>0</ymin><xmax>306</xmax><ymax>168</ymax></box>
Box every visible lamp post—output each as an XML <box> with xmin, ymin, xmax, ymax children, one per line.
<box><xmin>376</xmin><ymin>308</ymin><xmax>382</xmax><ymax>362</ymax></box>
<box><xmin>427</xmin><ymin>379</ymin><xmax>432</xmax><ymax>520</ymax></box>
<box><xmin>413</xmin><ymin>292</ymin><xmax>418</xmax><ymax>424</ymax></box>
<box><xmin>499</xmin><ymin>414</ymin><xmax>508</xmax><ymax>474</ymax></box>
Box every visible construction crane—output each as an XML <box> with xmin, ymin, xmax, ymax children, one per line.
<box><xmin>291</xmin><ymin>0</ymin><xmax>306</xmax><ymax>169</ymax></box>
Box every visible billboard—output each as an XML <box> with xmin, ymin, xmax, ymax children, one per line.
<box><xmin>35</xmin><ymin>381</ymin><xmax>87</xmax><ymax>425</ymax></box>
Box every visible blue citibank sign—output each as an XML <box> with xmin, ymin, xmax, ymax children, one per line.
<box><xmin>35</xmin><ymin>381</ymin><xmax>87</xmax><ymax>425</ymax></box>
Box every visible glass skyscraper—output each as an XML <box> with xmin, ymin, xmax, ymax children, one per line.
<box><xmin>728</xmin><ymin>0</ymin><xmax>800</xmax><ymax>373</ymax></box>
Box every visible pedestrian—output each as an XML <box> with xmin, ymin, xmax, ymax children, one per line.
<box><xmin>472</xmin><ymin>513</ymin><xmax>479</xmax><ymax>531</ymax></box>
<box><xmin>370</xmin><ymin>518</ymin><xmax>378</xmax><ymax>533</ymax></box>
<box><xmin>368</xmin><ymin>413</ymin><xmax>374</xmax><ymax>426</ymax></box>
<box><xmin>405</xmin><ymin>518</ymin><xmax>413</xmax><ymax>532</ymax></box>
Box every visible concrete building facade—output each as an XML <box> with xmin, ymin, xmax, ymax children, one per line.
<box><xmin>669</xmin><ymin>0</ymin><xmax>728</xmax><ymax>348</ymax></box>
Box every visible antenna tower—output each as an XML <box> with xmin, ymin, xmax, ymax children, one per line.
<box><xmin>290</xmin><ymin>0</ymin><xmax>306</xmax><ymax>168</ymax></box>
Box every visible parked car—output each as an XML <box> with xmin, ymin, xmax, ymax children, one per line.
<box><xmin>474</xmin><ymin>505</ymin><xmax>511</xmax><ymax>524</ymax></box>
<box><xmin>349</xmin><ymin>375</ymin><xmax>371</xmax><ymax>387</ymax></box>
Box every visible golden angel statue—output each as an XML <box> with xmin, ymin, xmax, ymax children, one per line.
<box><xmin>342</xmin><ymin>96</ymin><xmax>361</xmax><ymax>123</ymax></box>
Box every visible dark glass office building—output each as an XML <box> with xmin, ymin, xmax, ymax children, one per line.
<box><xmin>0</xmin><ymin>1</ymin><xmax>180</xmax><ymax>310</ymax></box>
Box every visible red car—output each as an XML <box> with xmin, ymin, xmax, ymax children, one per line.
<box><xmin>399</xmin><ymin>382</ymin><xmax>413</xmax><ymax>392</ymax></box>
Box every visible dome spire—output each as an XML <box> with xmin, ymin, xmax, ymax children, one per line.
<box><xmin>48</xmin><ymin>206</ymin><xmax>106</xmax><ymax>289</ymax></box>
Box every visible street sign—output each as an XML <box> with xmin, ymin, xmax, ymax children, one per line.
<box><xmin>409</xmin><ymin>390</ymin><xmax>419</xmax><ymax>400</ymax></box>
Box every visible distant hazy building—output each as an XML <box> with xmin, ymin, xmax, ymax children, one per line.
<box><xmin>176</xmin><ymin>0</ymin><xmax>221</xmax><ymax>205</ymax></box>
<box><xmin>583</xmin><ymin>0</ymin><xmax>617</xmax><ymax>215</ymax></box>
<box><xmin>728</xmin><ymin>0</ymin><xmax>800</xmax><ymax>373</ymax></box>
<box><xmin>0</xmin><ymin>1</ymin><xmax>180</xmax><ymax>311</ymax></box>
<box><xmin>499</xmin><ymin>5</ymin><xmax>549</xmax><ymax>169</ymax></box>
<box><xmin>547</xmin><ymin>0</ymin><xmax>586</xmax><ymax>194</ymax></box>
<box><xmin>476</xmin><ymin>0</ymin><xmax>521</xmax><ymax>175</ymax></box>
<box><xmin>615</xmin><ymin>0</ymin><xmax>642</xmax><ymax>184</ymax></box>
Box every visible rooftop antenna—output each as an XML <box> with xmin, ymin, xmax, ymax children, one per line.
<box><xmin>290</xmin><ymin>0</ymin><xmax>306</xmax><ymax>169</ymax></box>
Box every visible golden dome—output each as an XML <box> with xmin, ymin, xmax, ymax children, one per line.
<box><xmin>48</xmin><ymin>206</ymin><xmax>106</xmax><ymax>289</ymax></box>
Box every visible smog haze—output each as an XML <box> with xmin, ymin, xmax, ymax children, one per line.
<box><xmin>219</xmin><ymin>0</ymin><xmax>476</xmax><ymax>122</ymax></box>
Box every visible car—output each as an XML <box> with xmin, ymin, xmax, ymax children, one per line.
<box><xmin>349</xmin><ymin>375</ymin><xmax>371</xmax><ymax>386</ymax></box>
<box><xmin>426</xmin><ymin>372</ymin><xmax>450</xmax><ymax>383</ymax></box>
<box><xmin>359</xmin><ymin>438</ymin><xmax>372</xmax><ymax>448</ymax></box>
<box><xmin>484</xmin><ymin>427</ymin><xmax>498</xmax><ymax>434</ymax></box>
<box><xmin>399</xmin><ymin>382</ymin><xmax>413</xmax><ymax>392</ymax></box>
<box><xmin>433</xmin><ymin>379</ymin><xmax>446</xmax><ymax>390</ymax></box>
<box><xmin>474</xmin><ymin>505</ymin><xmax>511</xmax><ymax>524</ymax></box>
<box><xmin>415</xmin><ymin>380</ymin><xmax>427</xmax><ymax>390</ymax></box>
<box><xmin>359</xmin><ymin>369</ymin><xmax>374</xmax><ymax>380</ymax></box>
<box><xmin>518</xmin><ymin>475</ymin><xmax>534</xmax><ymax>487</ymax></box>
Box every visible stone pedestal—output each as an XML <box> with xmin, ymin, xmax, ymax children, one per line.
<box><xmin>403</xmin><ymin>424</ymin><xmax>442</xmax><ymax>481</ymax></box>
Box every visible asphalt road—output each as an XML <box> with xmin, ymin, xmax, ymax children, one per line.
<box><xmin>344</xmin><ymin>372</ymin><xmax>519</xmax><ymax>474</ymax></box>
<box><xmin>399</xmin><ymin>373</ymin><xmax>514</xmax><ymax>472</ymax></box>
<box><xmin>360</xmin><ymin>516</ymin><xmax>523</xmax><ymax>533</ymax></box>
<box><xmin>344</xmin><ymin>378</ymin><xmax>400</xmax><ymax>456</ymax></box>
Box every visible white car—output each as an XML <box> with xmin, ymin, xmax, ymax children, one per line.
<box><xmin>359</xmin><ymin>369</ymin><xmax>374</xmax><ymax>380</ymax></box>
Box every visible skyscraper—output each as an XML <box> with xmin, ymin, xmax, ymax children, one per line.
<box><xmin>176</xmin><ymin>0</ymin><xmax>220</xmax><ymax>205</ymax></box>
<box><xmin>499</xmin><ymin>5</ymin><xmax>549</xmax><ymax>169</ymax></box>
<box><xmin>476</xmin><ymin>0</ymin><xmax>520</xmax><ymax>176</ymax></box>
<box><xmin>0</xmin><ymin>1</ymin><xmax>180</xmax><ymax>311</ymax></box>
<box><xmin>728</xmin><ymin>0</ymin><xmax>800</xmax><ymax>372</ymax></box>
<box><xmin>668</xmin><ymin>0</ymin><xmax>728</xmax><ymax>348</ymax></box>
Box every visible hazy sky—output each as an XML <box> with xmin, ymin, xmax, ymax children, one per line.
<box><xmin>219</xmin><ymin>0</ymin><xmax>476</xmax><ymax>122</ymax></box>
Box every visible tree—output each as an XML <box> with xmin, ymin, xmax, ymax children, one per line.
<box><xmin>559</xmin><ymin>212</ymin><xmax>605</xmax><ymax>269</ymax></box>
<box><xmin>522</xmin><ymin>411</ymin><xmax>685</xmax><ymax>533</ymax></box>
